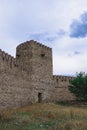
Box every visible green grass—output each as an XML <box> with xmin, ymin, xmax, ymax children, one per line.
<box><xmin>0</xmin><ymin>103</ymin><xmax>87</xmax><ymax>130</ymax></box>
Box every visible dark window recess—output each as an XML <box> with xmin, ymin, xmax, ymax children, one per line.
<box><xmin>2</xmin><ymin>57</ymin><xmax>4</xmax><ymax>61</ymax></box>
<box><xmin>16</xmin><ymin>54</ymin><xmax>20</xmax><ymax>58</ymax></box>
<box><xmin>38</xmin><ymin>93</ymin><xmax>42</xmax><ymax>103</ymax></box>
<box><xmin>41</xmin><ymin>53</ymin><xmax>45</xmax><ymax>57</ymax></box>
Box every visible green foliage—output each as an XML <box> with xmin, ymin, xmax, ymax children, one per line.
<box><xmin>68</xmin><ymin>72</ymin><xmax>87</xmax><ymax>101</ymax></box>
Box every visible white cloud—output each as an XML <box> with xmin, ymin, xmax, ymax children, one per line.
<box><xmin>0</xmin><ymin>0</ymin><xmax>87</xmax><ymax>75</ymax></box>
<box><xmin>53</xmin><ymin>36</ymin><xmax>87</xmax><ymax>75</ymax></box>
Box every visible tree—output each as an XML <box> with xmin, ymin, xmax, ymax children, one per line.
<box><xmin>68</xmin><ymin>72</ymin><xmax>87</xmax><ymax>101</ymax></box>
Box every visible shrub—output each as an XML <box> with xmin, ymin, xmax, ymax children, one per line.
<box><xmin>68</xmin><ymin>72</ymin><xmax>87</xmax><ymax>101</ymax></box>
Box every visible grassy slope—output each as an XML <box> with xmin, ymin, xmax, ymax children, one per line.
<box><xmin>0</xmin><ymin>103</ymin><xmax>87</xmax><ymax>130</ymax></box>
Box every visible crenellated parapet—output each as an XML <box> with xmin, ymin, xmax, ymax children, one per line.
<box><xmin>17</xmin><ymin>40</ymin><xmax>52</xmax><ymax>51</ymax></box>
<box><xmin>0</xmin><ymin>49</ymin><xmax>16</xmax><ymax>69</ymax></box>
<box><xmin>53</xmin><ymin>75</ymin><xmax>75</xmax><ymax>83</ymax></box>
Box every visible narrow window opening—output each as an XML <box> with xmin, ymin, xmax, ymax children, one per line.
<box><xmin>41</xmin><ymin>53</ymin><xmax>45</xmax><ymax>57</ymax></box>
<box><xmin>16</xmin><ymin>54</ymin><xmax>20</xmax><ymax>58</ymax></box>
<box><xmin>38</xmin><ymin>93</ymin><xmax>42</xmax><ymax>103</ymax></box>
<box><xmin>3</xmin><ymin>57</ymin><xmax>4</xmax><ymax>61</ymax></box>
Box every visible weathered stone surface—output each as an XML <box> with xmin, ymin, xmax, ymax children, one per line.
<box><xmin>0</xmin><ymin>40</ymin><xmax>74</xmax><ymax>109</ymax></box>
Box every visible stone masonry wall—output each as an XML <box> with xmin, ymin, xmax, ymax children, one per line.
<box><xmin>0</xmin><ymin>40</ymin><xmax>75</xmax><ymax>109</ymax></box>
<box><xmin>51</xmin><ymin>75</ymin><xmax>75</xmax><ymax>101</ymax></box>
<box><xmin>16</xmin><ymin>40</ymin><xmax>53</xmax><ymax>81</ymax></box>
<box><xmin>0</xmin><ymin>49</ymin><xmax>35</xmax><ymax>109</ymax></box>
<box><xmin>16</xmin><ymin>40</ymin><xmax>53</xmax><ymax>103</ymax></box>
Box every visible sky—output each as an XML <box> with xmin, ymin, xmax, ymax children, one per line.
<box><xmin>0</xmin><ymin>0</ymin><xmax>87</xmax><ymax>76</ymax></box>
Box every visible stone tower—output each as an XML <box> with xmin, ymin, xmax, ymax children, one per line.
<box><xmin>16</xmin><ymin>40</ymin><xmax>53</xmax><ymax>81</ymax></box>
<box><xmin>16</xmin><ymin>40</ymin><xmax>53</xmax><ymax>102</ymax></box>
<box><xmin>0</xmin><ymin>40</ymin><xmax>74</xmax><ymax>109</ymax></box>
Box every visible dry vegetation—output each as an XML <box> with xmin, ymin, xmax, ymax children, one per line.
<box><xmin>0</xmin><ymin>103</ymin><xmax>87</xmax><ymax>130</ymax></box>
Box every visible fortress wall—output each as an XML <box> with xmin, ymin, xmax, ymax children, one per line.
<box><xmin>0</xmin><ymin>73</ymin><xmax>34</xmax><ymax>109</ymax></box>
<box><xmin>0</xmin><ymin>60</ymin><xmax>35</xmax><ymax>109</ymax></box>
<box><xmin>0</xmin><ymin>40</ymin><xmax>76</xmax><ymax>109</ymax></box>
<box><xmin>0</xmin><ymin>49</ymin><xmax>16</xmax><ymax>69</ymax></box>
<box><xmin>53</xmin><ymin>75</ymin><xmax>74</xmax><ymax>86</ymax></box>
<box><xmin>0</xmin><ymin>48</ymin><xmax>34</xmax><ymax>109</ymax></box>
<box><xmin>31</xmin><ymin>81</ymin><xmax>52</xmax><ymax>103</ymax></box>
<box><xmin>52</xmin><ymin>75</ymin><xmax>75</xmax><ymax>101</ymax></box>
<box><xmin>0</xmin><ymin>74</ymin><xmax>52</xmax><ymax>109</ymax></box>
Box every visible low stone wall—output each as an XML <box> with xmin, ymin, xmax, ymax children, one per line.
<box><xmin>52</xmin><ymin>75</ymin><xmax>75</xmax><ymax>101</ymax></box>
